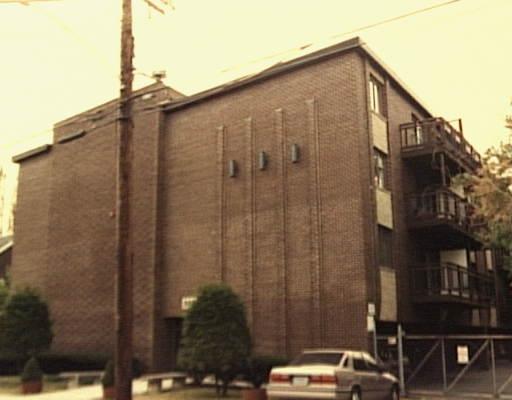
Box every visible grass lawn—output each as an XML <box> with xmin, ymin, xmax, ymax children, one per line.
<box><xmin>0</xmin><ymin>375</ymin><xmax>68</xmax><ymax>394</ymax></box>
<box><xmin>135</xmin><ymin>386</ymin><xmax>244</xmax><ymax>400</ymax></box>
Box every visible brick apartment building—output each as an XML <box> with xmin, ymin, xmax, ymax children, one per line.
<box><xmin>11</xmin><ymin>37</ymin><xmax>512</xmax><ymax>371</ymax></box>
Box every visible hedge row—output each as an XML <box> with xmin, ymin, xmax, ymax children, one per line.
<box><xmin>0</xmin><ymin>353</ymin><xmax>109</xmax><ymax>375</ymax></box>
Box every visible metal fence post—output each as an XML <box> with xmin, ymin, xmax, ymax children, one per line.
<box><xmin>373</xmin><ymin>317</ymin><xmax>378</xmax><ymax>360</ymax></box>
<box><xmin>398</xmin><ymin>324</ymin><xmax>406</xmax><ymax>395</ymax></box>
<box><xmin>441</xmin><ymin>337</ymin><xmax>447</xmax><ymax>393</ymax></box>
<box><xmin>491</xmin><ymin>339</ymin><xmax>497</xmax><ymax>398</ymax></box>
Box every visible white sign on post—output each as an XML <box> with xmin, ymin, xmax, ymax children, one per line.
<box><xmin>457</xmin><ymin>345</ymin><xmax>469</xmax><ymax>364</ymax></box>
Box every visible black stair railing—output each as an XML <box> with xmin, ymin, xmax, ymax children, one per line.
<box><xmin>412</xmin><ymin>262</ymin><xmax>494</xmax><ymax>305</ymax></box>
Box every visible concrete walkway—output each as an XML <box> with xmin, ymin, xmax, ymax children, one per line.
<box><xmin>0</xmin><ymin>380</ymin><xmax>147</xmax><ymax>400</ymax></box>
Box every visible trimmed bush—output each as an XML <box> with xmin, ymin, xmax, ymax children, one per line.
<box><xmin>102</xmin><ymin>360</ymin><xmax>114</xmax><ymax>388</ymax></box>
<box><xmin>0</xmin><ymin>352</ymin><xmax>19</xmax><ymax>375</ymax></box>
<box><xmin>244</xmin><ymin>355</ymin><xmax>288</xmax><ymax>388</ymax></box>
<box><xmin>0</xmin><ymin>353</ymin><xmax>145</xmax><ymax>378</ymax></box>
<box><xmin>179</xmin><ymin>284</ymin><xmax>251</xmax><ymax>396</ymax></box>
<box><xmin>21</xmin><ymin>357</ymin><xmax>43</xmax><ymax>383</ymax></box>
<box><xmin>0</xmin><ymin>288</ymin><xmax>53</xmax><ymax>358</ymax></box>
<box><xmin>39</xmin><ymin>353</ymin><xmax>109</xmax><ymax>374</ymax></box>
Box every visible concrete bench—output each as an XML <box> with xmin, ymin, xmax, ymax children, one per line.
<box><xmin>139</xmin><ymin>372</ymin><xmax>187</xmax><ymax>392</ymax></box>
<box><xmin>58</xmin><ymin>370</ymin><xmax>104</xmax><ymax>388</ymax></box>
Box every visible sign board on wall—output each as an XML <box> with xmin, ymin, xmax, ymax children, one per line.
<box><xmin>181</xmin><ymin>296</ymin><xmax>197</xmax><ymax>311</ymax></box>
<box><xmin>368</xmin><ymin>303</ymin><xmax>376</xmax><ymax>317</ymax></box>
<box><xmin>367</xmin><ymin>316</ymin><xmax>375</xmax><ymax>332</ymax></box>
<box><xmin>457</xmin><ymin>345</ymin><xmax>469</xmax><ymax>364</ymax></box>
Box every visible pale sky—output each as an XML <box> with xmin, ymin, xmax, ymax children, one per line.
<box><xmin>1</xmin><ymin>0</ymin><xmax>511</xmax><ymax>232</ymax></box>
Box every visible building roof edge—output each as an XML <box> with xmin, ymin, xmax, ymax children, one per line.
<box><xmin>359</xmin><ymin>42</ymin><xmax>433</xmax><ymax>117</ymax></box>
<box><xmin>54</xmin><ymin>83</ymin><xmax>182</xmax><ymax>129</ymax></box>
<box><xmin>12</xmin><ymin>144</ymin><xmax>52</xmax><ymax>164</ymax></box>
<box><xmin>164</xmin><ymin>37</ymin><xmax>433</xmax><ymax>118</ymax></box>
<box><xmin>0</xmin><ymin>241</ymin><xmax>12</xmax><ymax>255</ymax></box>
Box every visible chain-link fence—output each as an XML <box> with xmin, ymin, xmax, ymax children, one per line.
<box><xmin>377</xmin><ymin>333</ymin><xmax>512</xmax><ymax>398</ymax></box>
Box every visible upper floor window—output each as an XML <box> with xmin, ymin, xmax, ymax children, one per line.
<box><xmin>378</xmin><ymin>226</ymin><xmax>393</xmax><ymax>267</ymax></box>
<box><xmin>369</xmin><ymin>76</ymin><xmax>385</xmax><ymax>116</ymax></box>
<box><xmin>410</xmin><ymin>113</ymin><xmax>424</xmax><ymax>145</ymax></box>
<box><xmin>374</xmin><ymin>149</ymin><xmax>388</xmax><ymax>190</ymax></box>
<box><xmin>469</xmin><ymin>250</ymin><xmax>477</xmax><ymax>269</ymax></box>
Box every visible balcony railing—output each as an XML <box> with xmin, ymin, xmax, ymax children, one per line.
<box><xmin>407</xmin><ymin>188</ymin><xmax>472</xmax><ymax>231</ymax></box>
<box><xmin>400</xmin><ymin>117</ymin><xmax>481</xmax><ymax>170</ymax></box>
<box><xmin>412</xmin><ymin>263</ymin><xmax>495</xmax><ymax>306</ymax></box>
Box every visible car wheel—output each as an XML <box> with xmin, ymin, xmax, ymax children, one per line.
<box><xmin>350</xmin><ymin>388</ymin><xmax>361</xmax><ymax>400</ymax></box>
<box><xmin>390</xmin><ymin>386</ymin><xmax>399</xmax><ymax>400</ymax></box>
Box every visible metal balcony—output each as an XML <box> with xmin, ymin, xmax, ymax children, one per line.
<box><xmin>400</xmin><ymin>117</ymin><xmax>481</xmax><ymax>172</ymax></box>
<box><xmin>406</xmin><ymin>188</ymin><xmax>480</xmax><ymax>247</ymax></box>
<box><xmin>412</xmin><ymin>263</ymin><xmax>494</xmax><ymax>307</ymax></box>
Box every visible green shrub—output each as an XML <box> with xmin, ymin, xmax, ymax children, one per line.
<box><xmin>37</xmin><ymin>353</ymin><xmax>109</xmax><ymax>374</ymax></box>
<box><xmin>21</xmin><ymin>357</ymin><xmax>43</xmax><ymax>383</ymax></box>
<box><xmin>0</xmin><ymin>288</ymin><xmax>53</xmax><ymax>358</ymax></box>
<box><xmin>244</xmin><ymin>355</ymin><xmax>289</xmax><ymax>388</ymax></box>
<box><xmin>101</xmin><ymin>360</ymin><xmax>114</xmax><ymax>388</ymax></box>
<box><xmin>178</xmin><ymin>284</ymin><xmax>251</xmax><ymax>396</ymax></box>
<box><xmin>0</xmin><ymin>352</ymin><xmax>114</xmax><ymax>376</ymax></box>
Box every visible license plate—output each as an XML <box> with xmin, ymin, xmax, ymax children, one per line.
<box><xmin>292</xmin><ymin>376</ymin><xmax>309</xmax><ymax>386</ymax></box>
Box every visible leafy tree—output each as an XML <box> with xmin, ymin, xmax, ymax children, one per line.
<box><xmin>464</xmin><ymin>111</ymin><xmax>512</xmax><ymax>274</ymax></box>
<box><xmin>0</xmin><ymin>166</ymin><xmax>16</xmax><ymax>235</ymax></box>
<box><xmin>0</xmin><ymin>167</ymin><xmax>5</xmax><ymax>236</ymax></box>
<box><xmin>178</xmin><ymin>284</ymin><xmax>251</xmax><ymax>396</ymax></box>
<box><xmin>0</xmin><ymin>288</ymin><xmax>53</xmax><ymax>358</ymax></box>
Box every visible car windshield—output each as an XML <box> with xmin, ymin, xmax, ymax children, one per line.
<box><xmin>290</xmin><ymin>352</ymin><xmax>344</xmax><ymax>366</ymax></box>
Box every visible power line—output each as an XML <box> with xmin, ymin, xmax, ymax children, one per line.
<box><xmin>330</xmin><ymin>0</ymin><xmax>461</xmax><ymax>40</ymax></box>
<box><xmin>0</xmin><ymin>0</ymin><xmax>62</xmax><ymax>3</ymax></box>
<box><xmin>0</xmin><ymin>130</ymin><xmax>52</xmax><ymax>150</ymax></box>
<box><xmin>222</xmin><ymin>0</ymin><xmax>462</xmax><ymax>73</ymax></box>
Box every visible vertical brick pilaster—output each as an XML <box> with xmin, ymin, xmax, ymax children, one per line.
<box><xmin>245</xmin><ymin>118</ymin><xmax>255</xmax><ymax>329</ymax></box>
<box><xmin>306</xmin><ymin>98</ymin><xmax>324</xmax><ymax>347</ymax></box>
<box><xmin>217</xmin><ymin>125</ymin><xmax>226</xmax><ymax>282</ymax></box>
<box><xmin>275</xmin><ymin>108</ymin><xmax>289</xmax><ymax>354</ymax></box>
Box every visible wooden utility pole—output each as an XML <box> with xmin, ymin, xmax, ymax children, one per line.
<box><xmin>116</xmin><ymin>0</ymin><xmax>134</xmax><ymax>399</ymax></box>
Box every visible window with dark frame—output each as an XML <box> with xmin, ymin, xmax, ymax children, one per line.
<box><xmin>374</xmin><ymin>149</ymin><xmax>388</xmax><ymax>190</ymax></box>
<box><xmin>410</xmin><ymin>113</ymin><xmax>423</xmax><ymax>145</ymax></box>
<box><xmin>485</xmin><ymin>249</ymin><xmax>494</xmax><ymax>271</ymax></box>
<box><xmin>369</xmin><ymin>76</ymin><xmax>385</xmax><ymax>116</ymax></box>
<box><xmin>378</xmin><ymin>226</ymin><xmax>393</xmax><ymax>268</ymax></box>
<box><xmin>469</xmin><ymin>250</ymin><xmax>477</xmax><ymax>270</ymax></box>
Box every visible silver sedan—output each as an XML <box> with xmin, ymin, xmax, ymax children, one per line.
<box><xmin>267</xmin><ymin>349</ymin><xmax>399</xmax><ymax>400</ymax></box>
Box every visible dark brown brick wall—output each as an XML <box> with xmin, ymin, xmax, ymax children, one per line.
<box><xmin>11</xmin><ymin>155</ymin><xmax>52</xmax><ymax>294</ymax></box>
<box><xmin>11</xmin><ymin>85</ymin><xmax>176</xmax><ymax>369</ymax></box>
<box><xmin>12</xmin><ymin>43</ymin><xmax>494</xmax><ymax>371</ymax></box>
<box><xmin>162</xmin><ymin>51</ymin><xmax>372</xmax><ymax>357</ymax></box>
<box><xmin>45</xmin><ymin>121</ymin><xmax>117</xmax><ymax>356</ymax></box>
